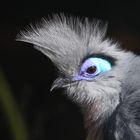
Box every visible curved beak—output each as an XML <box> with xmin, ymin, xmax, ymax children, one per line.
<box><xmin>50</xmin><ymin>77</ymin><xmax>79</xmax><ymax>91</ymax></box>
<box><xmin>50</xmin><ymin>78</ymin><xmax>71</xmax><ymax>91</ymax></box>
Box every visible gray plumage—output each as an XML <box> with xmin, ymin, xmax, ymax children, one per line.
<box><xmin>17</xmin><ymin>15</ymin><xmax>140</xmax><ymax>140</ymax></box>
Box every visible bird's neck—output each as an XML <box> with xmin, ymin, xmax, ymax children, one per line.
<box><xmin>79</xmin><ymin>102</ymin><xmax>113</xmax><ymax>140</ymax></box>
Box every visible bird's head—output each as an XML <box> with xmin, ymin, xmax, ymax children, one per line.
<box><xmin>17</xmin><ymin>15</ymin><xmax>132</xmax><ymax>123</ymax></box>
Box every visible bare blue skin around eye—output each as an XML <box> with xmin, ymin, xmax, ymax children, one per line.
<box><xmin>73</xmin><ymin>58</ymin><xmax>112</xmax><ymax>81</ymax></box>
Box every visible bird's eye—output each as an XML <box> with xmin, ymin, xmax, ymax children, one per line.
<box><xmin>78</xmin><ymin>57</ymin><xmax>112</xmax><ymax>80</ymax></box>
<box><xmin>86</xmin><ymin>66</ymin><xmax>97</xmax><ymax>74</ymax></box>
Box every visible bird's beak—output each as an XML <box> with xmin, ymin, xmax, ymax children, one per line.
<box><xmin>50</xmin><ymin>75</ymin><xmax>83</xmax><ymax>91</ymax></box>
<box><xmin>50</xmin><ymin>77</ymin><xmax>73</xmax><ymax>91</ymax></box>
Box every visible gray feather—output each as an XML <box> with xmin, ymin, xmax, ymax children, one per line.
<box><xmin>17</xmin><ymin>14</ymin><xmax>140</xmax><ymax>140</ymax></box>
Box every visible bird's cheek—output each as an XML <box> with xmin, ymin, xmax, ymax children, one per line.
<box><xmin>72</xmin><ymin>75</ymin><xmax>82</xmax><ymax>81</ymax></box>
<box><xmin>72</xmin><ymin>75</ymin><xmax>93</xmax><ymax>81</ymax></box>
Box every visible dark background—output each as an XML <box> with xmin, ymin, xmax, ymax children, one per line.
<box><xmin>0</xmin><ymin>1</ymin><xmax>140</xmax><ymax>140</ymax></box>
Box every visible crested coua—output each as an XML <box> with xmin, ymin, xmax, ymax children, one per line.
<box><xmin>17</xmin><ymin>15</ymin><xmax>140</xmax><ymax>140</ymax></box>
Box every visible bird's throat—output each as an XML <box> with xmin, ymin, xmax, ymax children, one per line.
<box><xmin>79</xmin><ymin>99</ymin><xmax>118</xmax><ymax>140</ymax></box>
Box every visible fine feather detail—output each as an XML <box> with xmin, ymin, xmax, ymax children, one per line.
<box><xmin>17</xmin><ymin>14</ymin><xmax>140</xmax><ymax>140</ymax></box>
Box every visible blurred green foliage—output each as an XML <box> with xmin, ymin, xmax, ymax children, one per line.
<box><xmin>0</xmin><ymin>68</ymin><xmax>28</xmax><ymax>140</ymax></box>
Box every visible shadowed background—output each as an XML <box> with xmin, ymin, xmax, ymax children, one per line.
<box><xmin>0</xmin><ymin>1</ymin><xmax>140</xmax><ymax>140</ymax></box>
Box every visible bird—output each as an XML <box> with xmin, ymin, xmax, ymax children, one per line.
<box><xmin>17</xmin><ymin>14</ymin><xmax>140</xmax><ymax>140</ymax></box>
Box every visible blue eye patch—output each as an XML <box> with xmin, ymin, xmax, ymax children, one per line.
<box><xmin>73</xmin><ymin>57</ymin><xmax>112</xmax><ymax>81</ymax></box>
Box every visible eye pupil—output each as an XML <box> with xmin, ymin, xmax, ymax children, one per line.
<box><xmin>86</xmin><ymin>66</ymin><xmax>97</xmax><ymax>74</ymax></box>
